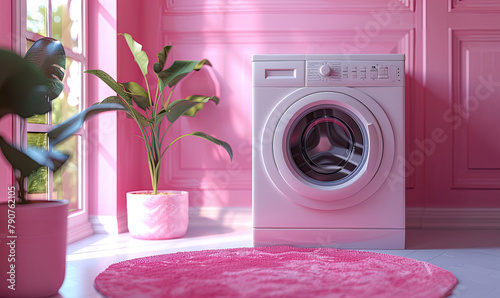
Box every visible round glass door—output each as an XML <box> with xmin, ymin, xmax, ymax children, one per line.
<box><xmin>263</xmin><ymin>89</ymin><xmax>394</xmax><ymax>210</ymax></box>
<box><xmin>287</xmin><ymin>105</ymin><xmax>366</xmax><ymax>185</ymax></box>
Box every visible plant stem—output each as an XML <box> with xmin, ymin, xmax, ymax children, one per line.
<box><xmin>143</xmin><ymin>73</ymin><xmax>153</xmax><ymax>107</ymax></box>
<box><xmin>161</xmin><ymin>132</ymin><xmax>194</xmax><ymax>158</ymax></box>
<box><xmin>164</xmin><ymin>84</ymin><xmax>177</xmax><ymax>109</ymax></box>
<box><xmin>16</xmin><ymin>174</ymin><xmax>27</xmax><ymax>204</ymax></box>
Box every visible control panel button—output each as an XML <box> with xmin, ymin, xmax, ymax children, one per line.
<box><xmin>342</xmin><ymin>66</ymin><xmax>349</xmax><ymax>79</ymax></box>
<box><xmin>319</xmin><ymin>64</ymin><xmax>331</xmax><ymax>77</ymax></box>
<box><xmin>378</xmin><ymin>66</ymin><xmax>389</xmax><ymax>79</ymax></box>
<box><xmin>360</xmin><ymin>67</ymin><xmax>367</xmax><ymax>79</ymax></box>
<box><xmin>370</xmin><ymin>66</ymin><xmax>378</xmax><ymax>79</ymax></box>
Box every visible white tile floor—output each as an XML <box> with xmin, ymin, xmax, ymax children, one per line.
<box><xmin>56</xmin><ymin>227</ymin><xmax>500</xmax><ymax>298</ymax></box>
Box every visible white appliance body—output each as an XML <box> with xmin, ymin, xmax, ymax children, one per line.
<box><xmin>252</xmin><ymin>54</ymin><xmax>405</xmax><ymax>249</ymax></box>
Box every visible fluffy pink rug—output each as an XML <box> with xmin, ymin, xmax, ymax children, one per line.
<box><xmin>94</xmin><ymin>246</ymin><xmax>457</xmax><ymax>297</ymax></box>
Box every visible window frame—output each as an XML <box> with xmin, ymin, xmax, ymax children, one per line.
<box><xmin>13</xmin><ymin>0</ymin><xmax>92</xmax><ymax>242</ymax></box>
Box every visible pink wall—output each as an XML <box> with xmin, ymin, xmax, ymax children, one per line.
<box><xmin>116</xmin><ymin>0</ymin><xmax>162</xmax><ymax>215</ymax></box>
<box><xmin>0</xmin><ymin>0</ymin><xmax>13</xmax><ymax>202</ymax></box>
<box><xmin>5</xmin><ymin>0</ymin><xmax>499</xmax><ymax>213</ymax></box>
<box><xmin>158</xmin><ymin>0</ymin><xmax>500</xmax><ymax>209</ymax></box>
<box><xmin>87</xmin><ymin>0</ymin><xmax>162</xmax><ymax>225</ymax></box>
<box><xmin>160</xmin><ymin>0</ymin><xmax>421</xmax><ymax>207</ymax></box>
<box><xmin>422</xmin><ymin>0</ymin><xmax>500</xmax><ymax>208</ymax></box>
<box><xmin>87</xmin><ymin>0</ymin><xmax>122</xmax><ymax>221</ymax></box>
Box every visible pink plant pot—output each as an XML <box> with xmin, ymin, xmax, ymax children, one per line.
<box><xmin>126</xmin><ymin>191</ymin><xmax>189</xmax><ymax>240</ymax></box>
<box><xmin>0</xmin><ymin>200</ymin><xmax>68</xmax><ymax>297</ymax></box>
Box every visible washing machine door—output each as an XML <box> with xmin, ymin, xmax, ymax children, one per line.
<box><xmin>262</xmin><ymin>88</ymin><xmax>395</xmax><ymax>210</ymax></box>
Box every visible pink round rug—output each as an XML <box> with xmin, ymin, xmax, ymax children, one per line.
<box><xmin>94</xmin><ymin>246</ymin><xmax>457</xmax><ymax>298</ymax></box>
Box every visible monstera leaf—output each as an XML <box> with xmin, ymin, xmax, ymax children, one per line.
<box><xmin>0</xmin><ymin>50</ymin><xmax>50</xmax><ymax>118</ymax></box>
<box><xmin>0</xmin><ymin>136</ymin><xmax>69</xmax><ymax>177</ymax></box>
<box><xmin>48</xmin><ymin>103</ymin><xmax>127</xmax><ymax>146</ymax></box>
<box><xmin>0</xmin><ymin>37</ymin><xmax>66</xmax><ymax>119</ymax></box>
<box><xmin>24</xmin><ymin>37</ymin><xmax>66</xmax><ymax>101</ymax></box>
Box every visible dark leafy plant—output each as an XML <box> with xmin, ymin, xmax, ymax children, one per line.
<box><xmin>0</xmin><ymin>37</ymin><xmax>125</xmax><ymax>203</ymax></box>
<box><xmin>85</xmin><ymin>33</ymin><xmax>232</xmax><ymax>194</ymax></box>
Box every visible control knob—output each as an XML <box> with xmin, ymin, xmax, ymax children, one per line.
<box><xmin>319</xmin><ymin>64</ymin><xmax>331</xmax><ymax>77</ymax></box>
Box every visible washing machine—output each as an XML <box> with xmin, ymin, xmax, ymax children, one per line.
<box><xmin>252</xmin><ymin>54</ymin><xmax>405</xmax><ymax>249</ymax></box>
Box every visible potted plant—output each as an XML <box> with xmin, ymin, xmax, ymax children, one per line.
<box><xmin>86</xmin><ymin>33</ymin><xmax>233</xmax><ymax>240</ymax></box>
<box><xmin>0</xmin><ymin>38</ymin><xmax>124</xmax><ymax>297</ymax></box>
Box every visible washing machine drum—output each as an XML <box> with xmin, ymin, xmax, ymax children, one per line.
<box><xmin>288</xmin><ymin>105</ymin><xmax>365</xmax><ymax>184</ymax></box>
<box><xmin>263</xmin><ymin>89</ymin><xmax>396</xmax><ymax>210</ymax></box>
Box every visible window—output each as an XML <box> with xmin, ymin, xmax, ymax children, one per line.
<box><xmin>18</xmin><ymin>1</ymin><xmax>87</xmax><ymax>220</ymax></box>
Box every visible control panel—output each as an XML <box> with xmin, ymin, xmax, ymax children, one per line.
<box><xmin>306</xmin><ymin>60</ymin><xmax>404</xmax><ymax>87</ymax></box>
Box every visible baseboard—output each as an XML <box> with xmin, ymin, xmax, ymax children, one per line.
<box><xmin>67</xmin><ymin>220</ymin><xmax>94</xmax><ymax>244</ymax></box>
<box><xmin>90</xmin><ymin>213</ymin><xmax>128</xmax><ymax>234</ymax></box>
<box><xmin>189</xmin><ymin>207</ymin><xmax>500</xmax><ymax>230</ymax></box>
<box><xmin>406</xmin><ymin>207</ymin><xmax>500</xmax><ymax>229</ymax></box>
<box><xmin>86</xmin><ymin>207</ymin><xmax>499</xmax><ymax>234</ymax></box>
<box><xmin>189</xmin><ymin>207</ymin><xmax>252</xmax><ymax>229</ymax></box>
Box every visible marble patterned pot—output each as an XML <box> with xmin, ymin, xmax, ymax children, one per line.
<box><xmin>126</xmin><ymin>191</ymin><xmax>189</xmax><ymax>240</ymax></box>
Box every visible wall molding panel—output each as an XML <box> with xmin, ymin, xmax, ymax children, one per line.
<box><xmin>451</xmin><ymin>30</ymin><xmax>500</xmax><ymax>189</ymax></box>
<box><xmin>164</xmin><ymin>0</ymin><xmax>414</xmax><ymax>15</ymax></box>
<box><xmin>158</xmin><ymin>0</ymin><xmax>500</xmax><ymax>208</ymax></box>
<box><xmin>163</xmin><ymin>29</ymin><xmax>416</xmax><ymax>202</ymax></box>
<box><xmin>449</xmin><ymin>0</ymin><xmax>500</xmax><ymax>12</ymax></box>
<box><xmin>161</xmin><ymin>0</ymin><xmax>420</xmax><ymax>206</ymax></box>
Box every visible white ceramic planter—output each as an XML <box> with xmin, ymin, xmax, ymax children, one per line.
<box><xmin>0</xmin><ymin>200</ymin><xmax>68</xmax><ymax>297</ymax></box>
<box><xmin>126</xmin><ymin>190</ymin><xmax>189</xmax><ymax>240</ymax></box>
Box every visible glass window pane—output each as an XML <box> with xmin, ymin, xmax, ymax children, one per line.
<box><xmin>27</xmin><ymin>114</ymin><xmax>48</xmax><ymax>124</ymax></box>
<box><xmin>27</xmin><ymin>133</ymin><xmax>48</xmax><ymax>200</ymax></box>
<box><xmin>27</xmin><ymin>0</ymin><xmax>48</xmax><ymax>36</ymax></box>
<box><xmin>52</xmin><ymin>0</ymin><xmax>82</xmax><ymax>53</ymax></box>
<box><xmin>53</xmin><ymin>135</ymin><xmax>79</xmax><ymax>212</ymax></box>
<box><xmin>52</xmin><ymin>58</ymin><xmax>81</xmax><ymax>125</ymax></box>
<box><xmin>26</xmin><ymin>39</ymin><xmax>34</xmax><ymax>51</ymax></box>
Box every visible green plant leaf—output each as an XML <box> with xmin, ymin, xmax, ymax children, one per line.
<box><xmin>93</xmin><ymin>96</ymin><xmax>128</xmax><ymax>109</ymax></box>
<box><xmin>129</xmin><ymin>106</ymin><xmax>150</xmax><ymax>127</ymax></box>
<box><xmin>153</xmin><ymin>45</ymin><xmax>172</xmax><ymax>74</ymax></box>
<box><xmin>0</xmin><ymin>136</ymin><xmax>41</xmax><ymax>177</ymax></box>
<box><xmin>92</xmin><ymin>95</ymin><xmax>148</xmax><ymax>126</ymax></box>
<box><xmin>157</xmin><ymin>59</ymin><xmax>212</xmax><ymax>91</ymax></box>
<box><xmin>25</xmin><ymin>146</ymin><xmax>69</xmax><ymax>172</ymax></box>
<box><xmin>148</xmin><ymin>108</ymin><xmax>167</xmax><ymax>124</ymax></box>
<box><xmin>191</xmin><ymin>131</ymin><xmax>233</xmax><ymax>161</ymax></box>
<box><xmin>85</xmin><ymin>69</ymin><xmax>133</xmax><ymax>106</ymax></box>
<box><xmin>120</xmin><ymin>82</ymin><xmax>150</xmax><ymax>110</ymax></box>
<box><xmin>24</xmin><ymin>37</ymin><xmax>66</xmax><ymax>101</ymax></box>
<box><xmin>165</xmin><ymin>99</ymin><xmax>201</xmax><ymax>123</ymax></box>
<box><xmin>48</xmin><ymin>103</ymin><xmax>127</xmax><ymax>146</ymax></box>
<box><xmin>0</xmin><ymin>136</ymin><xmax>69</xmax><ymax>177</ymax></box>
<box><xmin>93</xmin><ymin>96</ymin><xmax>150</xmax><ymax>125</ymax></box>
<box><xmin>119</xmin><ymin>33</ymin><xmax>149</xmax><ymax>77</ymax></box>
<box><xmin>0</xmin><ymin>49</ymin><xmax>51</xmax><ymax>118</ymax></box>
<box><xmin>183</xmin><ymin>95</ymin><xmax>219</xmax><ymax>117</ymax></box>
